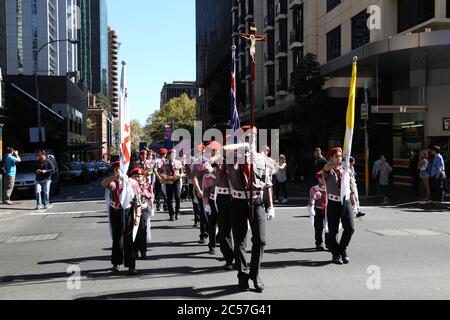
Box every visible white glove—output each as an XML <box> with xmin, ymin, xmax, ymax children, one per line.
<box><xmin>204</xmin><ymin>204</ymin><xmax>212</xmax><ymax>216</ymax></box>
<box><xmin>266</xmin><ymin>207</ymin><xmax>275</xmax><ymax>221</ymax></box>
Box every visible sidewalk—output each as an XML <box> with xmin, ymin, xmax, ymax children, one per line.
<box><xmin>285</xmin><ymin>180</ymin><xmax>450</xmax><ymax>206</ymax></box>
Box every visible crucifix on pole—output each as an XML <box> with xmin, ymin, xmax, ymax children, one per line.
<box><xmin>240</xmin><ymin>22</ymin><xmax>266</xmax><ymax>126</ymax></box>
<box><xmin>240</xmin><ymin>22</ymin><xmax>266</xmax><ymax>218</ymax></box>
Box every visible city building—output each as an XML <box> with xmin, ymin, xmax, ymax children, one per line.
<box><xmin>4</xmin><ymin>75</ymin><xmax>88</xmax><ymax>162</ymax></box>
<box><xmin>108</xmin><ymin>26</ymin><xmax>119</xmax><ymax>118</ymax></box>
<box><xmin>5</xmin><ymin>0</ymin><xmax>79</xmax><ymax>80</ymax></box>
<box><xmin>196</xmin><ymin>0</ymin><xmax>232</xmax><ymax>126</ymax></box>
<box><xmin>207</xmin><ymin>0</ymin><xmax>450</xmax><ymax>187</ymax></box>
<box><xmin>160</xmin><ymin>81</ymin><xmax>199</xmax><ymax>108</ymax></box>
<box><xmin>0</xmin><ymin>0</ymin><xmax>6</xmax><ymax>73</ymax></box>
<box><xmin>86</xmin><ymin>93</ymin><xmax>113</xmax><ymax>161</ymax></box>
<box><xmin>77</xmin><ymin>0</ymin><xmax>108</xmax><ymax>95</ymax></box>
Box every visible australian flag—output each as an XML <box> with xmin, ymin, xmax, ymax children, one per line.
<box><xmin>231</xmin><ymin>47</ymin><xmax>241</xmax><ymax>139</ymax></box>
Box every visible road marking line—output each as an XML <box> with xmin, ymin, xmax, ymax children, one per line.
<box><xmin>30</xmin><ymin>210</ymin><xmax>107</xmax><ymax>216</ymax></box>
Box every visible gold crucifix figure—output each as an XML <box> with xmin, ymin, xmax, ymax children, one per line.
<box><xmin>240</xmin><ymin>22</ymin><xmax>266</xmax><ymax>63</ymax></box>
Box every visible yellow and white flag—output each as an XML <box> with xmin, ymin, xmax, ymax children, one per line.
<box><xmin>341</xmin><ymin>58</ymin><xmax>358</xmax><ymax>203</ymax></box>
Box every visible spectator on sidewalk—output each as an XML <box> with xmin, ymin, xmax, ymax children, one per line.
<box><xmin>372</xmin><ymin>156</ymin><xmax>382</xmax><ymax>196</ymax></box>
<box><xmin>301</xmin><ymin>148</ymin><xmax>327</xmax><ymax>188</ymax></box>
<box><xmin>428</xmin><ymin>146</ymin><xmax>446</xmax><ymax>203</ymax></box>
<box><xmin>35</xmin><ymin>150</ymin><xmax>55</xmax><ymax>210</ymax></box>
<box><xmin>274</xmin><ymin>155</ymin><xmax>288</xmax><ymax>204</ymax></box>
<box><xmin>3</xmin><ymin>148</ymin><xmax>21</xmax><ymax>205</ymax></box>
<box><xmin>379</xmin><ymin>154</ymin><xmax>393</xmax><ymax>205</ymax></box>
<box><xmin>418</xmin><ymin>150</ymin><xmax>431</xmax><ymax>201</ymax></box>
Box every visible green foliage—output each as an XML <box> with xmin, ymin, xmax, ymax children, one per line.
<box><xmin>144</xmin><ymin>93</ymin><xmax>196</xmax><ymax>143</ymax></box>
<box><xmin>95</xmin><ymin>93</ymin><xmax>113</xmax><ymax>117</ymax></box>
<box><xmin>289</xmin><ymin>53</ymin><xmax>338</xmax><ymax>149</ymax></box>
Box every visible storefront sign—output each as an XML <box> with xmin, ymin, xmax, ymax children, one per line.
<box><xmin>444</xmin><ymin>118</ymin><xmax>450</xmax><ymax>131</ymax></box>
<box><xmin>371</xmin><ymin>105</ymin><xmax>428</xmax><ymax>114</ymax></box>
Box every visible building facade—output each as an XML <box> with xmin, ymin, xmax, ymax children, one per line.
<box><xmin>77</xmin><ymin>0</ymin><xmax>108</xmax><ymax>94</ymax></box>
<box><xmin>5</xmin><ymin>0</ymin><xmax>78</xmax><ymax>79</ymax></box>
<box><xmin>160</xmin><ymin>81</ymin><xmax>199</xmax><ymax>108</ymax></box>
<box><xmin>0</xmin><ymin>0</ymin><xmax>6</xmax><ymax>73</ymax></box>
<box><xmin>218</xmin><ymin>0</ymin><xmax>450</xmax><ymax>186</ymax></box>
<box><xmin>196</xmin><ymin>0</ymin><xmax>232</xmax><ymax>126</ymax></box>
<box><xmin>108</xmin><ymin>26</ymin><xmax>119</xmax><ymax>118</ymax></box>
<box><xmin>86</xmin><ymin>93</ymin><xmax>113</xmax><ymax>161</ymax></box>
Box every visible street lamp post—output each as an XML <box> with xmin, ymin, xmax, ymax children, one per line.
<box><xmin>34</xmin><ymin>38</ymin><xmax>79</xmax><ymax>150</ymax></box>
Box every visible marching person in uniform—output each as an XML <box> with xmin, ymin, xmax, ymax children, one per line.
<box><xmin>130</xmin><ymin>167</ymin><xmax>154</xmax><ymax>260</ymax></box>
<box><xmin>209</xmin><ymin>141</ymin><xmax>235</xmax><ymax>271</ymax></box>
<box><xmin>202</xmin><ymin>143</ymin><xmax>219</xmax><ymax>255</ymax></box>
<box><xmin>154</xmin><ymin>148</ymin><xmax>168</xmax><ymax>212</ymax></box>
<box><xmin>308</xmin><ymin>171</ymin><xmax>330</xmax><ymax>251</ymax></box>
<box><xmin>157</xmin><ymin>150</ymin><xmax>183</xmax><ymax>221</ymax></box>
<box><xmin>102</xmin><ymin>161</ymin><xmax>143</xmax><ymax>276</ymax></box>
<box><xmin>322</xmin><ymin>148</ymin><xmax>356</xmax><ymax>265</ymax></box>
<box><xmin>192</xmin><ymin>144</ymin><xmax>214</xmax><ymax>244</ymax></box>
<box><xmin>224</xmin><ymin>126</ymin><xmax>275</xmax><ymax>292</ymax></box>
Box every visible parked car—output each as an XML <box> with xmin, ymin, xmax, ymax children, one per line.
<box><xmin>84</xmin><ymin>162</ymin><xmax>98</xmax><ymax>180</ymax></box>
<box><xmin>14</xmin><ymin>153</ymin><xmax>61</xmax><ymax>196</ymax></box>
<box><xmin>97</xmin><ymin>162</ymin><xmax>109</xmax><ymax>177</ymax></box>
<box><xmin>61</xmin><ymin>162</ymin><xmax>90</xmax><ymax>185</ymax></box>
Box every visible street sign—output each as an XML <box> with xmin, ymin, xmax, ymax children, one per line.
<box><xmin>361</xmin><ymin>103</ymin><xmax>369</xmax><ymax>120</ymax></box>
<box><xmin>371</xmin><ymin>105</ymin><xmax>428</xmax><ymax>114</ymax></box>
<box><xmin>444</xmin><ymin>118</ymin><xmax>450</xmax><ymax>131</ymax></box>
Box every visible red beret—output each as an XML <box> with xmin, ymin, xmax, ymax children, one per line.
<box><xmin>316</xmin><ymin>171</ymin><xmax>324</xmax><ymax>179</ymax></box>
<box><xmin>241</xmin><ymin>125</ymin><xmax>258</xmax><ymax>134</ymax></box>
<box><xmin>159</xmin><ymin>148</ymin><xmax>168</xmax><ymax>155</ymax></box>
<box><xmin>197</xmin><ymin>144</ymin><xmax>206</xmax><ymax>152</ymax></box>
<box><xmin>130</xmin><ymin>168</ymin><xmax>145</xmax><ymax>176</ymax></box>
<box><xmin>111</xmin><ymin>161</ymin><xmax>120</xmax><ymax>169</ymax></box>
<box><xmin>207</xmin><ymin>141</ymin><xmax>222</xmax><ymax>150</ymax></box>
<box><xmin>327</xmin><ymin>147</ymin><xmax>343</xmax><ymax>160</ymax></box>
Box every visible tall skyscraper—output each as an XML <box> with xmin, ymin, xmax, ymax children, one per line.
<box><xmin>5</xmin><ymin>0</ymin><xmax>78</xmax><ymax>78</ymax></box>
<box><xmin>108</xmin><ymin>26</ymin><xmax>119</xmax><ymax>118</ymax></box>
<box><xmin>77</xmin><ymin>0</ymin><xmax>108</xmax><ymax>95</ymax></box>
<box><xmin>0</xmin><ymin>0</ymin><xmax>6</xmax><ymax>73</ymax></box>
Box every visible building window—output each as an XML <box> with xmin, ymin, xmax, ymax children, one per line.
<box><xmin>398</xmin><ymin>0</ymin><xmax>435</xmax><ymax>32</ymax></box>
<box><xmin>352</xmin><ymin>10</ymin><xmax>370</xmax><ymax>50</ymax></box>
<box><xmin>16</xmin><ymin>0</ymin><xmax>24</xmax><ymax>74</ymax></box>
<box><xmin>327</xmin><ymin>26</ymin><xmax>341</xmax><ymax>61</ymax></box>
<box><xmin>327</xmin><ymin>0</ymin><xmax>341</xmax><ymax>12</ymax></box>
<box><xmin>293</xmin><ymin>47</ymin><xmax>303</xmax><ymax>70</ymax></box>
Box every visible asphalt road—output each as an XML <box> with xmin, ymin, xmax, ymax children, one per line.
<box><xmin>0</xmin><ymin>181</ymin><xmax>449</xmax><ymax>300</ymax></box>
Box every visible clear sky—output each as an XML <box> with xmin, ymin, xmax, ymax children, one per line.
<box><xmin>107</xmin><ymin>0</ymin><xmax>196</xmax><ymax>125</ymax></box>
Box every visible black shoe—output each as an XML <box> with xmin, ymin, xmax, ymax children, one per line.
<box><xmin>332</xmin><ymin>255</ymin><xmax>343</xmax><ymax>265</ymax></box>
<box><xmin>252</xmin><ymin>276</ymin><xmax>265</xmax><ymax>293</ymax></box>
<box><xmin>238</xmin><ymin>275</ymin><xmax>250</xmax><ymax>291</ymax></box>
<box><xmin>356</xmin><ymin>212</ymin><xmax>366</xmax><ymax>218</ymax></box>
<box><xmin>316</xmin><ymin>245</ymin><xmax>325</xmax><ymax>252</ymax></box>
<box><xmin>111</xmin><ymin>265</ymin><xmax>120</xmax><ymax>273</ymax></box>
<box><xmin>224</xmin><ymin>264</ymin><xmax>234</xmax><ymax>271</ymax></box>
<box><xmin>127</xmin><ymin>268</ymin><xmax>139</xmax><ymax>276</ymax></box>
<box><xmin>341</xmin><ymin>252</ymin><xmax>350</xmax><ymax>264</ymax></box>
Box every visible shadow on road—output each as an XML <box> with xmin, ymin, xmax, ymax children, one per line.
<box><xmin>75</xmin><ymin>284</ymin><xmax>244</xmax><ymax>300</ymax></box>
